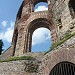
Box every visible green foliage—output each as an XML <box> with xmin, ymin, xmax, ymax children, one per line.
<box><xmin>0</xmin><ymin>56</ymin><xmax>33</xmax><ymax>62</ymax></box>
<box><xmin>0</xmin><ymin>40</ymin><xmax>4</xmax><ymax>55</ymax></box>
<box><xmin>46</xmin><ymin>32</ymin><xmax>75</xmax><ymax>54</ymax></box>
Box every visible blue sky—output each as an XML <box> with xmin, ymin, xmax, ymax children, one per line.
<box><xmin>0</xmin><ymin>0</ymin><xmax>23</xmax><ymax>50</ymax></box>
<box><xmin>0</xmin><ymin>0</ymin><xmax>51</xmax><ymax>52</ymax></box>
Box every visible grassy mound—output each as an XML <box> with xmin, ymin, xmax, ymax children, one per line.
<box><xmin>0</xmin><ymin>56</ymin><xmax>33</xmax><ymax>62</ymax></box>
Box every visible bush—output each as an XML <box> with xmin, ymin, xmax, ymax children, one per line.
<box><xmin>0</xmin><ymin>40</ymin><xmax>4</xmax><ymax>55</ymax></box>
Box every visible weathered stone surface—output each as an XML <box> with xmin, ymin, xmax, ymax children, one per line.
<box><xmin>12</xmin><ymin>0</ymin><xmax>75</xmax><ymax>56</ymax></box>
<box><xmin>1</xmin><ymin>0</ymin><xmax>75</xmax><ymax>57</ymax></box>
<box><xmin>10</xmin><ymin>0</ymin><xmax>58</xmax><ymax>56</ymax></box>
<box><xmin>0</xmin><ymin>59</ymin><xmax>41</xmax><ymax>75</ymax></box>
<box><xmin>0</xmin><ymin>0</ymin><xmax>75</xmax><ymax>74</ymax></box>
<box><xmin>37</xmin><ymin>35</ymin><xmax>75</xmax><ymax>75</ymax></box>
<box><xmin>0</xmin><ymin>46</ymin><xmax>14</xmax><ymax>60</ymax></box>
<box><xmin>0</xmin><ymin>35</ymin><xmax>75</xmax><ymax>75</ymax></box>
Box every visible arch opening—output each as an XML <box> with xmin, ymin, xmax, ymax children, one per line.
<box><xmin>32</xmin><ymin>27</ymin><xmax>52</xmax><ymax>52</ymax></box>
<box><xmin>13</xmin><ymin>29</ymin><xmax>18</xmax><ymax>55</ymax></box>
<box><xmin>34</xmin><ymin>2</ymin><xmax>48</xmax><ymax>12</ymax></box>
<box><xmin>69</xmin><ymin>0</ymin><xmax>75</xmax><ymax>19</ymax></box>
<box><xmin>49</xmin><ymin>61</ymin><xmax>75</xmax><ymax>75</ymax></box>
<box><xmin>25</xmin><ymin>18</ymin><xmax>57</xmax><ymax>52</ymax></box>
<box><xmin>34</xmin><ymin>0</ymin><xmax>47</xmax><ymax>7</ymax></box>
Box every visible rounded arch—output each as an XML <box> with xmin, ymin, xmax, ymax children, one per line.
<box><xmin>34</xmin><ymin>2</ymin><xmax>48</xmax><ymax>12</ymax></box>
<box><xmin>27</xmin><ymin>18</ymin><xmax>55</xmax><ymax>33</ymax></box>
<box><xmin>33</xmin><ymin>0</ymin><xmax>47</xmax><ymax>7</ymax></box>
<box><xmin>32</xmin><ymin>27</ymin><xmax>51</xmax><ymax>52</ymax></box>
<box><xmin>24</xmin><ymin>18</ymin><xmax>57</xmax><ymax>52</ymax></box>
<box><xmin>49</xmin><ymin>61</ymin><xmax>75</xmax><ymax>75</ymax></box>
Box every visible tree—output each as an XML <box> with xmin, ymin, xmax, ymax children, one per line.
<box><xmin>0</xmin><ymin>40</ymin><xmax>4</xmax><ymax>55</ymax></box>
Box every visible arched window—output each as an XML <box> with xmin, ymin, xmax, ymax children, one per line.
<box><xmin>34</xmin><ymin>2</ymin><xmax>48</xmax><ymax>12</ymax></box>
<box><xmin>26</xmin><ymin>18</ymin><xmax>56</xmax><ymax>52</ymax></box>
<box><xmin>69</xmin><ymin>0</ymin><xmax>75</xmax><ymax>19</ymax></box>
<box><xmin>32</xmin><ymin>27</ymin><xmax>52</xmax><ymax>52</ymax></box>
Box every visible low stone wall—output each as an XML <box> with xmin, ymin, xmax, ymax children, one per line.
<box><xmin>0</xmin><ymin>59</ymin><xmax>41</xmax><ymax>75</ymax></box>
<box><xmin>22</xmin><ymin>52</ymin><xmax>45</xmax><ymax>60</ymax></box>
<box><xmin>0</xmin><ymin>46</ymin><xmax>13</xmax><ymax>60</ymax></box>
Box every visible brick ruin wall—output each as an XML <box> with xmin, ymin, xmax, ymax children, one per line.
<box><xmin>0</xmin><ymin>0</ymin><xmax>75</xmax><ymax>60</ymax></box>
<box><xmin>0</xmin><ymin>34</ymin><xmax>75</xmax><ymax>75</ymax></box>
<box><xmin>13</xmin><ymin>0</ymin><xmax>75</xmax><ymax>56</ymax></box>
<box><xmin>51</xmin><ymin>0</ymin><xmax>75</xmax><ymax>39</ymax></box>
<box><xmin>0</xmin><ymin>46</ymin><xmax>13</xmax><ymax>60</ymax></box>
<box><xmin>0</xmin><ymin>0</ymin><xmax>75</xmax><ymax>73</ymax></box>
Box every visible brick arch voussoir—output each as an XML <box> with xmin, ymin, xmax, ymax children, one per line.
<box><xmin>26</xmin><ymin>13</ymin><xmax>48</xmax><ymax>26</ymax></box>
<box><xmin>26</xmin><ymin>17</ymin><xmax>54</xmax><ymax>32</ymax></box>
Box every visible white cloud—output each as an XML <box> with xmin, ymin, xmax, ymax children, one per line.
<box><xmin>0</xmin><ymin>21</ymin><xmax>15</xmax><ymax>42</ymax></box>
<box><xmin>1</xmin><ymin>21</ymin><xmax>7</xmax><ymax>27</ymax></box>
<box><xmin>3</xmin><ymin>28</ymin><xmax>14</xmax><ymax>42</ymax></box>
<box><xmin>10</xmin><ymin>21</ymin><xmax>15</xmax><ymax>28</ymax></box>
<box><xmin>32</xmin><ymin>28</ymin><xmax>51</xmax><ymax>45</ymax></box>
<box><xmin>0</xmin><ymin>33</ymin><xmax>4</xmax><ymax>39</ymax></box>
<box><xmin>35</xmin><ymin>6</ymin><xmax>48</xmax><ymax>12</ymax></box>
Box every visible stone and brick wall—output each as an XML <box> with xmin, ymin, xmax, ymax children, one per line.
<box><xmin>0</xmin><ymin>59</ymin><xmax>41</xmax><ymax>75</ymax></box>
<box><xmin>0</xmin><ymin>35</ymin><xmax>75</xmax><ymax>75</ymax></box>
<box><xmin>0</xmin><ymin>0</ymin><xmax>75</xmax><ymax>75</ymax></box>
<box><xmin>51</xmin><ymin>0</ymin><xmax>75</xmax><ymax>38</ymax></box>
<box><xmin>13</xmin><ymin>0</ymin><xmax>75</xmax><ymax>56</ymax></box>
<box><xmin>0</xmin><ymin>46</ymin><xmax>13</xmax><ymax>60</ymax></box>
<box><xmin>1</xmin><ymin>0</ymin><xmax>75</xmax><ymax>61</ymax></box>
<box><xmin>38</xmin><ymin>35</ymin><xmax>75</xmax><ymax>75</ymax></box>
